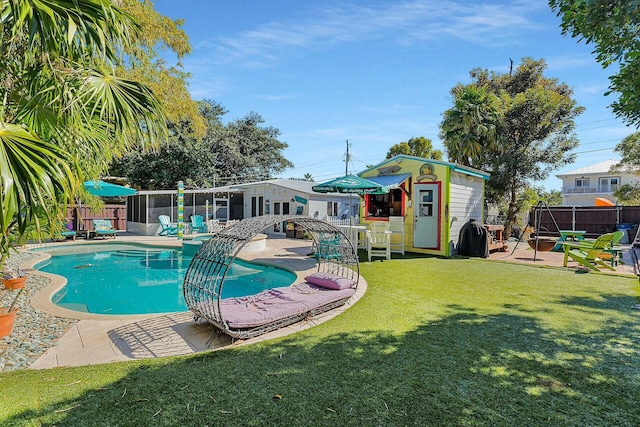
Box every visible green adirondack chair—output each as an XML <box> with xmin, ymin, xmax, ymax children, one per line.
<box><xmin>562</xmin><ymin>232</ymin><xmax>616</xmax><ymax>271</ymax></box>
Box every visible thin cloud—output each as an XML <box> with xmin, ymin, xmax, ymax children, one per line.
<box><xmin>207</xmin><ymin>0</ymin><xmax>546</xmax><ymax>67</ymax></box>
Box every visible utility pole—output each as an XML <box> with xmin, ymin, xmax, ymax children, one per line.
<box><xmin>345</xmin><ymin>140</ymin><xmax>350</xmax><ymax>175</ymax></box>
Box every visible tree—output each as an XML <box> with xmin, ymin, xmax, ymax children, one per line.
<box><xmin>550</xmin><ymin>0</ymin><xmax>640</xmax><ymax>126</ymax></box>
<box><xmin>117</xmin><ymin>0</ymin><xmax>206</xmax><ymax>139</ymax></box>
<box><xmin>612</xmin><ymin>132</ymin><xmax>640</xmax><ymax>204</ymax></box>
<box><xmin>0</xmin><ymin>0</ymin><xmax>167</xmax><ymax>264</ymax></box>
<box><xmin>385</xmin><ymin>137</ymin><xmax>443</xmax><ymax>160</ymax></box>
<box><xmin>110</xmin><ymin>101</ymin><xmax>293</xmax><ymax>189</ymax></box>
<box><xmin>304</xmin><ymin>173</ymin><xmax>314</xmax><ymax>182</ymax></box>
<box><xmin>439</xmin><ymin>85</ymin><xmax>502</xmax><ymax>168</ymax></box>
<box><xmin>440</xmin><ymin>58</ymin><xmax>583</xmax><ymax>237</ymax></box>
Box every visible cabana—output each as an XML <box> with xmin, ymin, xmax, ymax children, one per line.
<box><xmin>183</xmin><ymin>215</ymin><xmax>360</xmax><ymax>339</ymax></box>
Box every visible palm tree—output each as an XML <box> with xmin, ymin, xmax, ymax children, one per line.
<box><xmin>0</xmin><ymin>0</ymin><xmax>166</xmax><ymax>264</ymax></box>
<box><xmin>439</xmin><ymin>85</ymin><xmax>502</xmax><ymax>168</ymax></box>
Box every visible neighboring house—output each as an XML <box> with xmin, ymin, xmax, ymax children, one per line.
<box><xmin>556</xmin><ymin>159</ymin><xmax>638</xmax><ymax>206</ymax></box>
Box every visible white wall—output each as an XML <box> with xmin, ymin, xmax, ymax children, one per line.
<box><xmin>448</xmin><ymin>172</ymin><xmax>485</xmax><ymax>254</ymax></box>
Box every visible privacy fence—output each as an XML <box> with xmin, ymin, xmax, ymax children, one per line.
<box><xmin>528</xmin><ymin>205</ymin><xmax>640</xmax><ymax>239</ymax></box>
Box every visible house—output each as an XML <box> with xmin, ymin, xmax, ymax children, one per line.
<box><xmin>358</xmin><ymin>155</ymin><xmax>490</xmax><ymax>256</ymax></box>
<box><xmin>126</xmin><ymin>179</ymin><xmax>358</xmax><ymax>236</ymax></box>
<box><xmin>556</xmin><ymin>159</ymin><xmax>638</xmax><ymax>206</ymax></box>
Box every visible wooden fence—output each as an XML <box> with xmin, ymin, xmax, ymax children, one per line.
<box><xmin>528</xmin><ymin>205</ymin><xmax>640</xmax><ymax>238</ymax></box>
<box><xmin>66</xmin><ymin>204</ymin><xmax>127</xmax><ymax>231</ymax></box>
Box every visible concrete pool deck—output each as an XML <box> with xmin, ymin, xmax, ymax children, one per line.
<box><xmin>25</xmin><ymin>234</ymin><xmax>367</xmax><ymax>370</ymax></box>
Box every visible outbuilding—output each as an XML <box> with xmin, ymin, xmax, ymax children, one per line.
<box><xmin>359</xmin><ymin>155</ymin><xmax>490</xmax><ymax>256</ymax></box>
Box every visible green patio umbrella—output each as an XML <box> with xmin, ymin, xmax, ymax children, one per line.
<box><xmin>83</xmin><ymin>180</ymin><xmax>137</xmax><ymax>197</ymax></box>
<box><xmin>312</xmin><ymin>175</ymin><xmax>389</xmax><ymax>195</ymax></box>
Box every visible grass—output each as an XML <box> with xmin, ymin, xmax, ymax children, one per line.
<box><xmin>1</xmin><ymin>257</ymin><xmax>639</xmax><ymax>426</ymax></box>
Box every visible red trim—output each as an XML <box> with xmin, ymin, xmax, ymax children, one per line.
<box><xmin>413</xmin><ymin>181</ymin><xmax>441</xmax><ymax>251</ymax></box>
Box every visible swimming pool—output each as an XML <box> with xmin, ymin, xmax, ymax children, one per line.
<box><xmin>33</xmin><ymin>244</ymin><xmax>296</xmax><ymax>315</ymax></box>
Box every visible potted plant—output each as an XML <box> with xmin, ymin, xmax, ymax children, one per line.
<box><xmin>2</xmin><ymin>267</ymin><xmax>26</xmax><ymax>290</ymax></box>
<box><xmin>0</xmin><ymin>288</ymin><xmax>23</xmax><ymax>338</ymax></box>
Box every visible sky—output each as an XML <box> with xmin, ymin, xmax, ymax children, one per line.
<box><xmin>152</xmin><ymin>0</ymin><xmax>636</xmax><ymax>191</ymax></box>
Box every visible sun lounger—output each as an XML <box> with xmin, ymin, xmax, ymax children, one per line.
<box><xmin>183</xmin><ymin>215</ymin><xmax>361</xmax><ymax>339</ymax></box>
<box><xmin>92</xmin><ymin>219</ymin><xmax>117</xmax><ymax>238</ymax></box>
<box><xmin>220</xmin><ymin>280</ymin><xmax>356</xmax><ymax>329</ymax></box>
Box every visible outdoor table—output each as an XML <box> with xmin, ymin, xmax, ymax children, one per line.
<box><xmin>337</xmin><ymin>225</ymin><xmax>367</xmax><ymax>250</ymax></box>
<box><xmin>552</xmin><ymin>230</ymin><xmax>587</xmax><ymax>251</ymax></box>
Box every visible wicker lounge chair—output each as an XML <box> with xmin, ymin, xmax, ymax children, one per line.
<box><xmin>183</xmin><ymin>215</ymin><xmax>359</xmax><ymax>339</ymax></box>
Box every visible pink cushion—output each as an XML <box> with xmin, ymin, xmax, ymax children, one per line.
<box><xmin>305</xmin><ymin>272</ymin><xmax>355</xmax><ymax>290</ymax></box>
<box><xmin>220</xmin><ymin>283</ymin><xmax>355</xmax><ymax>328</ymax></box>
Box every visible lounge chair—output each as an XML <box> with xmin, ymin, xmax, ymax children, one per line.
<box><xmin>190</xmin><ymin>215</ymin><xmax>208</xmax><ymax>233</ymax></box>
<box><xmin>562</xmin><ymin>232</ymin><xmax>616</xmax><ymax>271</ymax></box>
<box><xmin>366</xmin><ymin>222</ymin><xmax>391</xmax><ymax>261</ymax></box>
<box><xmin>596</xmin><ymin>230</ymin><xmax>624</xmax><ymax>267</ymax></box>
<box><xmin>53</xmin><ymin>220</ymin><xmax>76</xmax><ymax>241</ymax></box>
<box><xmin>92</xmin><ymin>219</ymin><xmax>117</xmax><ymax>239</ymax></box>
<box><xmin>157</xmin><ymin>215</ymin><xmax>178</xmax><ymax>236</ymax></box>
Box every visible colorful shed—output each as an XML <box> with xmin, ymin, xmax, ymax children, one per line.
<box><xmin>359</xmin><ymin>155</ymin><xmax>490</xmax><ymax>256</ymax></box>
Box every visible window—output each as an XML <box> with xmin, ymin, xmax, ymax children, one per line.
<box><xmin>575</xmin><ymin>178</ymin><xmax>589</xmax><ymax>188</ymax></box>
<box><xmin>365</xmin><ymin>189</ymin><xmax>403</xmax><ymax>218</ymax></box>
<box><xmin>251</xmin><ymin>196</ymin><xmax>264</xmax><ymax>217</ymax></box>
<box><xmin>599</xmin><ymin>177</ymin><xmax>619</xmax><ymax>193</ymax></box>
<box><xmin>327</xmin><ymin>201</ymin><xmax>338</xmax><ymax>217</ymax></box>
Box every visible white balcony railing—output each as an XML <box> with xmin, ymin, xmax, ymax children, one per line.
<box><xmin>563</xmin><ymin>187</ymin><xmax>597</xmax><ymax>194</ymax></box>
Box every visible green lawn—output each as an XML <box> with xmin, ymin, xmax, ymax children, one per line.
<box><xmin>1</xmin><ymin>257</ymin><xmax>639</xmax><ymax>426</ymax></box>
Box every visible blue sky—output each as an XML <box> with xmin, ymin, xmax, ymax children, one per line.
<box><xmin>153</xmin><ymin>0</ymin><xmax>635</xmax><ymax>191</ymax></box>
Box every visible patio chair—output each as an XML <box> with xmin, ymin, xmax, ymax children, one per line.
<box><xmin>562</xmin><ymin>232</ymin><xmax>616</xmax><ymax>271</ymax></box>
<box><xmin>92</xmin><ymin>219</ymin><xmax>117</xmax><ymax>239</ymax></box>
<box><xmin>157</xmin><ymin>215</ymin><xmax>178</xmax><ymax>236</ymax></box>
<box><xmin>190</xmin><ymin>215</ymin><xmax>208</xmax><ymax>233</ymax></box>
<box><xmin>315</xmin><ymin>233</ymin><xmax>342</xmax><ymax>261</ymax></box>
<box><xmin>366</xmin><ymin>222</ymin><xmax>391</xmax><ymax>262</ymax></box>
<box><xmin>596</xmin><ymin>230</ymin><xmax>624</xmax><ymax>267</ymax></box>
<box><xmin>388</xmin><ymin>216</ymin><xmax>405</xmax><ymax>255</ymax></box>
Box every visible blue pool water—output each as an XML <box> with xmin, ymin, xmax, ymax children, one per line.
<box><xmin>34</xmin><ymin>244</ymin><xmax>296</xmax><ymax>315</ymax></box>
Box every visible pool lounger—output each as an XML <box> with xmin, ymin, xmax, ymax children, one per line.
<box><xmin>193</xmin><ymin>273</ymin><xmax>356</xmax><ymax>339</ymax></box>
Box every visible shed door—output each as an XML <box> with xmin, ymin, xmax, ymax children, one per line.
<box><xmin>414</xmin><ymin>183</ymin><xmax>440</xmax><ymax>248</ymax></box>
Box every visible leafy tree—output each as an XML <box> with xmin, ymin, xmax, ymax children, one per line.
<box><xmin>440</xmin><ymin>85</ymin><xmax>502</xmax><ymax>168</ymax></box>
<box><xmin>385</xmin><ymin>137</ymin><xmax>443</xmax><ymax>160</ymax></box>
<box><xmin>440</xmin><ymin>58</ymin><xmax>583</xmax><ymax>237</ymax></box>
<box><xmin>117</xmin><ymin>0</ymin><xmax>206</xmax><ymax>139</ymax></box>
<box><xmin>111</xmin><ymin>101</ymin><xmax>293</xmax><ymax>189</ymax></box>
<box><xmin>613</xmin><ymin>132</ymin><xmax>640</xmax><ymax>175</ymax></box>
<box><xmin>0</xmin><ymin>0</ymin><xmax>166</xmax><ymax>265</ymax></box>
<box><xmin>550</xmin><ymin>0</ymin><xmax>640</xmax><ymax>126</ymax></box>
<box><xmin>612</xmin><ymin>132</ymin><xmax>640</xmax><ymax>204</ymax></box>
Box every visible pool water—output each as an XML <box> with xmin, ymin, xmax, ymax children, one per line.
<box><xmin>34</xmin><ymin>244</ymin><xmax>296</xmax><ymax>315</ymax></box>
